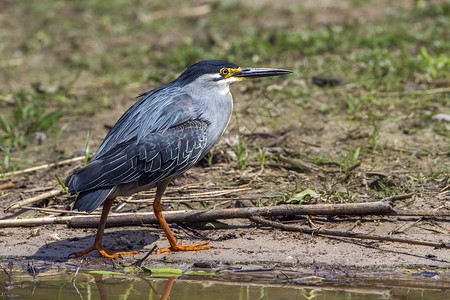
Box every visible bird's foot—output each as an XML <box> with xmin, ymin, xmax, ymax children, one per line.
<box><xmin>70</xmin><ymin>245</ymin><xmax>138</xmax><ymax>259</ymax></box>
<box><xmin>156</xmin><ymin>241</ymin><xmax>210</xmax><ymax>254</ymax></box>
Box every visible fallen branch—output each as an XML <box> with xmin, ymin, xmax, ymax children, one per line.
<box><xmin>380</xmin><ymin>86</ymin><xmax>450</xmax><ymax>96</ymax></box>
<box><xmin>0</xmin><ymin>210</ymin><xmax>189</xmax><ymax>227</ymax></box>
<box><xmin>137</xmin><ymin>186</ymin><xmax>251</xmax><ymax>197</ymax></box>
<box><xmin>336</xmin><ymin>161</ymin><xmax>361</xmax><ymax>183</ymax></box>
<box><xmin>236</xmin><ymin>198</ymin><xmax>449</xmax><ymax>249</ymax></box>
<box><xmin>0</xmin><ymin>156</ymin><xmax>84</xmax><ymax>177</ymax></box>
<box><xmin>20</xmin><ymin>206</ymin><xmax>92</xmax><ymax>215</ymax></box>
<box><xmin>124</xmin><ymin>196</ymin><xmax>266</xmax><ymax>203</ymax></box>
<box><xmin>138</xmin><ymin>4</ymin><xmax>211</xmax><ymax>22</ymax></box>
<box><xmin>4</xmin><ymin>190</ymin><xmax>63</xmax><ymax>212</ymax></box>
<box><xmin>0</xmin><ymin>215</ymin><xmax>75</xmax><ymax>227</ymax></box>
<box><xmin>395</xmin><ymin>212</ymin><xmax>450</xmax><ymax>218</ymax></box>
<box><xmin>23</xmin><ymin>185</ymin><xmax>55</xmax><ymax>193</ymax></box>
<box><xmin>248</xmin><ymin>214</ymin><xmax>449</xmax><ymax>249</ymax></box>
<box><xmin>0</xmin><ymin>182</ymin><xmax>15</xmax><ymax>190</ymax></box>
<box><xmin>67</xmin><ymin>201</ymin><xmax>395</xmax><ymax>228</ymax></box>
<box><xmin>381</xmin><ymin>193</ymin><xmax>415</xmax><ymax>204</ymax></box>
<box><xmin>278</xmin><ymin>155</ymin><xmax>324</xmax><ymax>173</ymax></box>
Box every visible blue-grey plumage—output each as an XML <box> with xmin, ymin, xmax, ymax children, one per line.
<box><xmin>67</xmin><ymin>120</ymin><xmax>208</xmax><ymax>212</ymax></box>
<box><xmin>65</xmin><ymin>59</ymin><xmax>292</xmax><ymax>258</ymax></box>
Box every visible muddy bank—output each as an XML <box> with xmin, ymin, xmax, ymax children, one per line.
<box><xmin>1</xmin><ymin>217</ymin><xmax>448</xmax><ymax>267</ymax></box>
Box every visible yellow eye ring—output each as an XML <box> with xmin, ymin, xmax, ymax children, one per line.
<box><xmin>220</xmin><ymin>68</ymin><xmax>229</xmax><ymax>77</ymax></box>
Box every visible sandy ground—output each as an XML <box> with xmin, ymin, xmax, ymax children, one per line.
<box><xmin>1</xmin><ymin>213</ymin><xmax>448</xmax><ymax>269</ymax></box>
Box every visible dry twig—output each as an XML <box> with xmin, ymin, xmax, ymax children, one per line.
<box><xmin>4</xmin><ymin>190</ymin><xmax>64</xmax><ymax>212</ymax></box>
<box><xmin>0</xmin><ymin>182</ymin><xmax>15</xmax><ymax>190</ymax></box>
<box><xmin>1</xmin><ymin>156</ymin><xmax>84</xmax><ymax>177</ymax></box>
<box><xmin>0</xmin><ymin>210</ymin><xmax>189</xmax><ymax>227</ymax></box>
<box><xmin>68</xmin><ymin>201</ymin><xmax>394</xmax><ymax>228</ymax></box>
<box><xmin>380</xmin><ymin>86</ymin><xmax>450</xmax><ymax>96</ymax></box>
<box><xmin>237</xmin><ymin>194</ymin><xmax>449</xmax><ymax>249</ymax></box>
<box><xmin>278</xmin><ymin>155</ymin><xmax>324</xmax><ymax>173</ymax></box>
<box><xmin>0</xmin><ymin>215</ymin><xmax>75</xmax><ymax>227</ymax></box>
<box><xmin>248</xmin><ymin>214</ymin><xmax>449</xmax><ymax>249</ymax></box>
<box><xmin>138</xmin><ymin>186</ymin><xmax>251</xmax><ymax>197</ymax></box>
<box><xmin>21</xmin><ymin>206</ymin><xmax>92</xmax><ymax>215</ymax></box>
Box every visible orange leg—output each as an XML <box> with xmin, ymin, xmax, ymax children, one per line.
<box><xmin>73</xmin><ymin>197</ymin><xmax>138</xmax><ymax>259</ymax></box>
<box><xmin>154</xmin><ymin>182</ymin><xmax>210</xmax><ymax>254</ymax></box>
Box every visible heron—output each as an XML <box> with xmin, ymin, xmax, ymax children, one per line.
<box><xmin>65</xmin><ymin>60</ymin><xmax>292</xmax><ymax>258</ymax></box>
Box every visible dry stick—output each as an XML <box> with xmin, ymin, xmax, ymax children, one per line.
<box><xmin>389</xmin><ymin>217</ymin><xmax>423</xmax><ymax>235</ymax></box>
<box><xmin>4</xmin><ymin>184</ymin><xmax>252</xmax><ymax>216</ymax></box>
<box><xmin>440</xmin><ymin>184</ymin><xmax>450</xmax><ymax>192</ymax></box>
<box><xmin>130</xmin><ymin>245</ymin><xmax>158</xmax><ymax>267</ymax></box>
<box><xmin>0</xmin><ymin>210</ymin><xmax>190</xmax><ymax>227</ymax></box>
<box><xmin>237</xmin><ymin>195</ymin><xmax>450</xmax><ymax>250</ymax></box>
<box><xmin>395</xmin><ymin>212</ymin><xmax>450</xmax><ymax>218</ymax></box>
<box><xmin>278</xmin><ymin>155</ymin><xmax>324</xmax><ymax>173</ymax></box>
<box><xmin>131</xmin><ymin>184</ymin><xmax>251</xmax><ymax>199</ymax></box>
<box><xmin>380</xmin><ymin>86</ymin><xmax>450</xmax><ymax>96</ymax></box>
<box><xmin>366</xmin><ymin>171</ymin><xmax>388</xmax><ymax>177</ymax></box>
<box><xmin>3</xmin><ymin>193</ymin><xmax>432</xmax><ymax>230</ymax></box>
<box><xmin>0</xmin><ymin>94</ymin><xmax>15</xmax><ymax>104</ymax></box>
<box><xmin>188</xmin><ymin>187</ymin><xmax>252</xmax><ymax>196</ymax></box>
<box><xmin>67</xmin><ymin>201</ymin><xmax>395</xmax><ymax>228</ymax></box>
<box><xmin>142</xmin><ymin>4</ymin><xmax>211</xmax><ymax>22</ymax></box>
<box><xmin>0</xmin><ymin>215</ymin><xmax>74</xmax><ymax>227</ymax></box>
<box><xmin>138</xmin><ymin>186</ymin><xmax>251</xmax><ymax>198</ymax></box>
<box><xmin>23</xmin><ymin>186</ymin><xmax>54</xmax><ymax>193</ymax></box>
<box><xmin>0</xmin><ymin>156</ymin><xmax>84</xmax><ymax>177</ymax></box>
<box><xmin>125</xmin><ymin>196</ymin><xmax>268</xmax><ymax>204</ymax></box>
<box><xmin>184</xmin><ymin>185</ymin><xmax>251</xmax><ymax>190</ymax></box>
<box><xmin>345</xmin><ymin>161</ymin><xmax>361</xmax><ymax>173</ymax></box>
<box><xmin>0</xmin><ymin>182</ymin><xmax>15</xmax><ymax>190</ymax></box>
<box><xmin>4</xmin><ymin>190</ymin><xmax>63</xmax><ymax>212</ymax></box>
<box><xmin>248</xmin><ymin>215</ymin><xmax>449</xmax><ymax>249</ymax></box>
<box><xmin>336</xmin><ymin>161</ymin><xmax>361</xmax><ymax>183</ymax></box>
<box><xmin>381</xmin><ymin>193</ymin><xmax>415</xmax><ymax>204</ymax></box>
<box><xmin>21</xmin><ymin>206</ymin><xmax>93</xmax><ymax>215</ymax></box>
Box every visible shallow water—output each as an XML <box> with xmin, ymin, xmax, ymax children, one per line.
<box><xmin>1</xmin><ymin>269</ymin><xmax>449</xmax><ymax>300</ymax></box>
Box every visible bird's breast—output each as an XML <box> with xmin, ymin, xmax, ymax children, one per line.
<box><xmin>202</xmin><ymin>93</ymin><xmax>233</xmax><ymax>153</ymax></box>
<box><xmin>182</xmin><ymin>81</ymin><xmax>234</xmax><ymax>154</ymax></box>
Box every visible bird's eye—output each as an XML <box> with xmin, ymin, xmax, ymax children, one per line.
<box><xmin>220</xmin><ymin>68</ymin><xmax>229</xmax><ymax>77</ymax></box>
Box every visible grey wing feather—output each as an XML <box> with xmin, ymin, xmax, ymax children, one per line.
<box><xmin>93</xmin><ymin>87</ymin><xmax>196</xmax><ymax>159</ymax></box>
<box><xmin>66</xmin><ymin>120</ymin><xmax>209</xmax><ymax>194</ymax></box>
<box><xmin>65</xmin><ymin>87</ymin><xmax>205</xmax><ymax>213</ymax></box>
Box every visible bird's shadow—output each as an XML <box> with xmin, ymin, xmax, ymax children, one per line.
<box><xmin>29</xmin><ymin>229</ymin><xmax>159</xmax><ymax>262</ymax></box>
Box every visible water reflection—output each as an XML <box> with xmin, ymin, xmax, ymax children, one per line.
<box><xmin>87</xmin><ymin>273</ymin><xmax>178</xmax><ymax>300</ymax></box>
<box><xmin>160</xmin><ymin>276</ymin><xmax>178</xmax><ymax>300</ymax></box>
<box><xmin>1</xmin><ymin>268</ymin><xmax>449</xmax><ymax>300</ymax></box>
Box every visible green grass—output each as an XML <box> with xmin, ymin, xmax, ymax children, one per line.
<box><xmin>255</xmin><ymin>146</ymin><xmax>267</xmax><ymax>170</ymax></box>
<box><xmin>0</xmin><ymin>90</ymin><xmax>64</xmax><ymax>149</ymax></box>
<box><xmin>0</xmin><ymin>0</ymin><xmax>448</xmax><ymax>185</ymax></box>
<box><xmin>3</xmin><ymin>2</ymin><xmax>448</xmax><ymax>97</ymax></box>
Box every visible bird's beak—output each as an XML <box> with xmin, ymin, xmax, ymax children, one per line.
<box><xmin>232</xmin><ymin>67</ymin><xmax>293</xmax><ymax>79</ymax></box>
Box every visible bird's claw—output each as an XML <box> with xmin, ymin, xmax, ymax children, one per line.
<box><xmin>70</xmin><ymin>245</ymin><xmax>138</xmax><ymax>259</ymax></box>
<box><xmin>156</xmin><ymin>241</ymin><xmax>211</xmax><ymax>254</ymax></box>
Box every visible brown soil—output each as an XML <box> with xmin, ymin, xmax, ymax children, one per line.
<box><xmin>0</xmin><ymin>0</ymin><xmax>448</xmax><ymax>284</ymax></box>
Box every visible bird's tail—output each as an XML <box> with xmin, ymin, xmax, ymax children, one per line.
<box><xmin>65</xmin><ymin>172</ymin><xmax>77</xmax><ymax>194</ymax></box>
<box><xmin>65</xmin><ymin>161</ymin><xmax>115</xmax><ymax>213</ymax></box>
<box><xmin>65</xmin><ymin>160</ymin><xmax>103</xmax><ymax>194</ymax></box>
<box><xmin>73</xmin><ymin>188</ymin><xmax>114</xmax><ymax>213</ymax></box>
